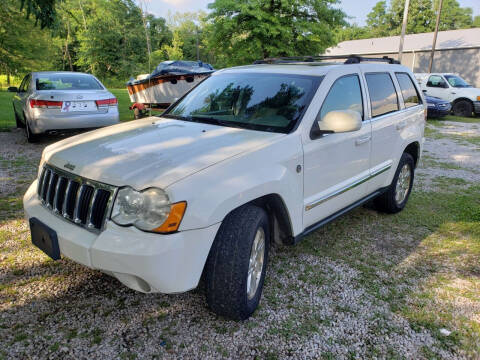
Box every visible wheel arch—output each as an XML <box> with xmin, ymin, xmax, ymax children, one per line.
<box><xmin>249</xmin><ymin>194</ymin><xmax>295</xmax><ymax>246</ymax></box>
<box><xmin>403</xmin><ymin>141</ymin><xmax>420</xmax><ymax>168</ymax></box>
<box><xmin>452</xmin><ymin>97</ymin><xmax>473</xmax><ymax>106</ymax></box>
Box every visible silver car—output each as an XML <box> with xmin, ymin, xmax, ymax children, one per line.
<box><xmin>12</xmin><ymin>71</ymin><xmax>119</xmax><ymax>142</ymax></box>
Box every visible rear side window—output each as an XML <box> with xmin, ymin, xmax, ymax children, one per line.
<box><xmin>395</xmin><ymin>73</ymin><xmax>422</xmax><ymax>108</ymax></box>
<box><xmin>365</xmin><ymin>73</ymin><xmax>399</xmax><ymax>118</ymax></box>
<box><xmin>318</xmin><ymin>74</ymin><xmax>363</xmax><ymax>121</ymax></box>
<box><xmin>36</xmin><ymin>74</ymin><xmax>103</xmax><ymax>91</ymax></box>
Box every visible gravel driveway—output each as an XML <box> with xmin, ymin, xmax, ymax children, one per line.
<box><xmin>1</xmin><ymin>122</ymin><xmax>479</xmax><ymax>359</ymax></box>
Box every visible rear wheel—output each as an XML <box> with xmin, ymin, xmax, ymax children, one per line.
<box><xmin>374</xmin><ymin>152</ymin><xmax>414</xmax><ymax>214</ymax></box>
<box><xmin>13</xmin><ymin>105</ymin><xmax>24</xmax><ymax>128</ymax></box>
<box><xmin>205</xmin><ymin>204</ymin><xmax>269</xmax><ymax>320</ymax></box>
<box><xmin>24</xmin><ymin>116</ymin><xmax>40</xmax><ymax>143</ymax></box>
<box><xmin>452</xmin><ymin>100</ymin><xmax>473</xmax><ymax>117</ymax></box>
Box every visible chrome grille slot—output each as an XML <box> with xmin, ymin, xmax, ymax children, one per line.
<box><xmin>65</xmin><ymin>181</ymin><xmax>80</xmax><ymax>219</ymax></box>
<box><xmin>37</xmin><ymin>165</ymin><xmax>116</xmax><ymax>232</ymax></box>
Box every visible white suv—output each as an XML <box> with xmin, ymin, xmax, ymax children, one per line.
<box><xmin>24</xmin><ymin>56</ymin><xmax>425</xmax><ymax>320</ymax></box>
<box><xmin>415</xmin><ymin>73</ymin><xmax>480</xmax><ymax>117</ymax></box>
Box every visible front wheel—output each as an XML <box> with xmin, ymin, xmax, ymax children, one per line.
<box><xmin>374</xmin><ymin>152</ymin><xmax>414</xmax><ymax>214</ymax></box>
<box><xmin>205</xmin><ymin>204</ymin><xmax>270</xmax><ymax>320</ymax></box>
<box><xmin>452</xmin><ymin>100</ymin><xmax>473</xmax><ymax>117</ymax></box>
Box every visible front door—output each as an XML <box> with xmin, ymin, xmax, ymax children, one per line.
<box><xmin>303</xmin><ymin>72</ymin><xmax>372</xmax><ymax>229</ymax></box>
<box><xmin>424</xmin><ymin>75</ymin><xmax>451</xmax><ymax>102</ymax></box>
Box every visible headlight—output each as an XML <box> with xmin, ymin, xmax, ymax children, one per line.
<box><xmin>427</xmin><ymin>103</ymin><xmax>436</xmax><ymax>108</ymax></box>
<box><xmin>111</xmin><ymin>187</ymin><xmax>186</xmax><ymax>233</ymax></box>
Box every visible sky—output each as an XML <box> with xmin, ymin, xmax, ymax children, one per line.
<box><xmin>141</xmin><ymin>0</ymin><xmax>480</xmax><ymax>26</ymax></box>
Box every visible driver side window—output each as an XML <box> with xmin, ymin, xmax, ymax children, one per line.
<box><xmin>317</xmin><ymin>74</ymin><xmax>363</xmax><ymax>123</ymax></box>
<box><xmin>427</xmin><ymin>75</ymin><xmax>447</xmax><ymax>88</ymax></box>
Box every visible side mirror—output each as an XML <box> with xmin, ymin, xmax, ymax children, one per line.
<box><xmin>442</xmin><ymin>82</ymin><xmax>449</xmax><ymax>88</ymax></box>
<box><xmin>314</xmin><ymin>110</ymin><xmax>362</xmax><ymax>137</ymax></box>
<box><xmin>7</xmin><ymin>86</ymin><xmax>18</xmax><ymax>92</ymax></box>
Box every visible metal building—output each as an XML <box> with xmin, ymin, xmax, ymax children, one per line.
<box><xmin>325</xmin><ymin>28</ymin><xmax>480</xmax><ymax>87</ymax></box>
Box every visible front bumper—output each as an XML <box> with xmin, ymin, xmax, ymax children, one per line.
<box><xmin>29</xmin><ymin>109</ymin><xmax>119</xmax><ymax>134</ymax></box>
<box><xmin>24</xmin><ymin>181</ymin><xmax>220</xmax><ymax>293</ymax></box>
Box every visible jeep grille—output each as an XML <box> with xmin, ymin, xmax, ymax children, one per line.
<box><xmin>37</xmin><ymin>165</ymin><xmax>116</xmax><ymax>232</ymax></box>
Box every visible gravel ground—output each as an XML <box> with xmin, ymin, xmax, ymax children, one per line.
<box><xmin>0</xmin><ymin>122</ymin><xmax>478</xmax><ymax>359</ymax></box>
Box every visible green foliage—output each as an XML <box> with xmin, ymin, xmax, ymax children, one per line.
<box><xmin>207</xmin><ymin>0</ymin><xmax>346</xmax><ymax>67</ymax></box>
<box><xmin>20</xmin><ymin>0</ymin><xmax>57</xmax><ymax>28</ymax></box>
<box><xmin>0</xmin><ymin>0</ymin><xmax>57</xmax><ymax>77</ymax></box>
<box><xmin>340</xmin><ymin>0</ymin><xmax>475</xmax><ymax>41</ymax></box>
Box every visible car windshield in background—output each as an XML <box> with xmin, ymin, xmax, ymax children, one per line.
<box><xmin>164</xmin><ymin>73</ymin><xmax>322</xmax><ymax>133</ymax></box>
<box><xmin>444</xmin><ymin>75</ymin><xmax>471</xmax><ymax>88</ymax></box>
<box><xmin>36</xmin><ymin>74</ymin><xmax>103</xmax><ymax>91</ymax></box>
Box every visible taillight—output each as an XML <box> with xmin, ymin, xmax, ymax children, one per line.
<box><xmin>96</xmin><ymin>98</ymin><xmax>117</xmax><ymax>107</ymax></box>
<box><xmin>30</xmin><ymin>99</ymin><xmax>63</xmax><ymax>109</ymax></box>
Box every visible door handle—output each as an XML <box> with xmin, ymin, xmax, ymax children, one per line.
<box><xmin>451</xmin><ymin>92</ymin><xmax>456</xmax><ymax>94</ymax></box>
<box><xmin>396</xmin><ymin>121</ymin><xmax>407</xmax><ymax>130</ymax></box>
<box><xmin>355</xmin><ymin>135</ymin><xmax>371</xmax><ymax>146</ymax></box>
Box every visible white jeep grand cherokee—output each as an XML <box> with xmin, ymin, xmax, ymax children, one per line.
<box><xmin>24</xmin><ymin>56</ymin><xmax>425</xmax><ymax>320</ymax></box>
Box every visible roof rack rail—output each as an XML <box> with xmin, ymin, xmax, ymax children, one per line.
<box><xmin>253</xmin><ymin>55</ymin><xmax>400</xmax><ymax>65</ymax></box>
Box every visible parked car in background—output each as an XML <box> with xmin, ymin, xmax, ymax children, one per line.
<box><xmin>425</xmin><ymin>95</ymin><xmax>451</xmax><ymax>118</ymax></box>
<box><xmin>415</xmin><ymin>73</ymin><xmax>480</xmax><ymax>117</ymax></box>
<box><xmin>24</xmin><ymin>56</ymin><xmax>425</xmax><ymax>320</ymax></box>
<box><xmin>11</xmin><ymin>72</ymin><xmax>119</xmax><ymax>142</ymax></box>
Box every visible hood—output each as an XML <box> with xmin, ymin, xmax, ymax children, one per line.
<box><xmin>452</xmin><ymin>87</ymin><xmax>480</xmax><ymax>98</ymax></box>
<box><xmin>44</xmin><ymin>117</ymin><xmax>283</xmax><ymax>189</ymax></box>
<box><xmin>425</xmin><ymin>95</ymin><xmax>449</xmax><ymax>104</ymax></box>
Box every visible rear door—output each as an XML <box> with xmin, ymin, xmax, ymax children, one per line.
<box><xmin>362</xmin><ymin>71</ymin><xmax>403</xmax><ymax>191</ymax></box>
<box><xmin>302</xmin><ymin>68</ymin><xmax>372</xmax><ymax>229</ymax></box>
<box><xmin>13</xmin><ymin>74</ymin><xmax>31</xmax><ymax>119</ymax></box>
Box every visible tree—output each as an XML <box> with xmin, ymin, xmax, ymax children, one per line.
<box><xmin>20</xmin><ymin>0</ymin><xmax>57</xmax><ymax>28</ymax></box>
<box><xmin>207</xmin><ymin>0</ymin><xmax>346</xmax><ymax>67</ymax></box>
<box><xmin>474</xmin><ymin>15</ymin><xmax>480</xmax><ymax>27</ymax></box>
<box><xmin>435</xmin><ymin>0</ymin><xmax>473</xmax><ymax>31</ymax></box>
<box><xmin>366</xmin><ymin>1</ymin><xmax>390</xmax><ymax>37</ymax></box>
<box><xmin>0</xmin><ymin>0</ymin><xmax>56</xmax><ymax>81</ymax></box>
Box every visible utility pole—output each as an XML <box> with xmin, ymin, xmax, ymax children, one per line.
<box><xmin>196</xmin><ymin>26</ymin><xmax>200</xmax><ymax>61</ymax></box>
<box><xmin>429</xmin><ymin>0</ymin><xmax>443</xmax><ymax>72</ymax></box>
<box><xmin>398</xmin><ymin>0</ymin><xmax>410</xmax><ymax>63</ymax></box>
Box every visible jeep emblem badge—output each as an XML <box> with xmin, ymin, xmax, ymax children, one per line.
<box><xmin>64</xmin><ymin>162</ymin><xmax>76</xmax><ymax>171</ymax></box>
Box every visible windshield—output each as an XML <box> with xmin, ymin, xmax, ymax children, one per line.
<box><xmin>164</xmin><ymin>73</ymin><xmax>322</xmax><ymax>133</ymax></box>
<box><xmin>36</xmin><ymin>74</ymin><xmax>104</xmax><ymax>91</ymax></box>
<box><xmin>444</xmin><ymin>75</ymin><xmax>471</xmax><ymax>88</ymax></box>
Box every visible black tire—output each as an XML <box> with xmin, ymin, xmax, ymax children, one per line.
<box><xmin>25</xmin><ymin>117</ymin><xmax>40</xmax><ymax>143</ymax></box>
<box><xmin>13</xmin><ymin>105</ymin><xmax>24</xmax><ymax>128</ymax></box>
<box><xmin>205</xmin><ymin>204</ymin><xmax>270</xmax><ymax>320</ymax></box>
<box><xmin>374</xmin><ymin>152</ymin><xmax>414</xmax><ymax>214</ymax></box>
<box><xmin>452</xmin><ymin>100</ymin><xmax>473</xmax><ymax>117</ymax></box>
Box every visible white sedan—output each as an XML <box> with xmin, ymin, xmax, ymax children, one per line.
<box><xmin>12</xmin><ymin>71</ymin><xmax>119</xmax><ymax>142</ymax></box>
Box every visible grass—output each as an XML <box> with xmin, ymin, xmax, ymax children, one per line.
<box><xmin>0</xmin><ymin>88</ymin><xmax>133</xmax><ymax>131</ymax></box>
<box><xmin>439</xmin><ymin>115</ymin><xmax>480</xmax><ymax>124</ymax></box>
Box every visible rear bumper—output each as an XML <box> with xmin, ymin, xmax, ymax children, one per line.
<box><xmin>23</xmin><ymin>181</ymin><xmax>220</xmax><ymax>293</ymax></box>
<box><xmin>29</xmin><ymin>109</ymin><xmax>119</xmax><ymax>134</ymax></box>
